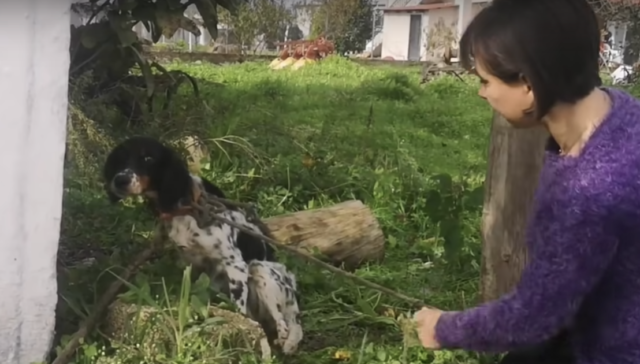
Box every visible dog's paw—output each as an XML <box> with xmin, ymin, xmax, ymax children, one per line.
<box><xmin>276</xmin><ymin>319</ymin><xmax>289</xmax><ymax>342</ymax></box>
<box><xmin>281</xmin><ymin>338</ymin><xmax>299</xmax><ymax>355</ymax></box>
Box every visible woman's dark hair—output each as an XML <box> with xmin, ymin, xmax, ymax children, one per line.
<box><xmin>460</xmin><ymin>0</ymin><xmax>602</xmax><ymax>119</ymax></box>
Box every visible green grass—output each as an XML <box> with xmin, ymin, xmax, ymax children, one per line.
<box><xmin>57</xmin><ymin>56</ymin><xmax>496</xmax><ymax>364</ymax></box>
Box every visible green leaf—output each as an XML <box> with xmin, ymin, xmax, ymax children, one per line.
<box><xmin>322</xmin><ymin>315</ymin><xmax>367</xmax><ymax>330</ymax></box>
<box><xmin>463</xmin><ymin>186</ymin><xmax>485</xmax><ymax>210</ymax></box>
<box><xmin>193</xmin><ymin>0</ymin><xmax>219</xmax><ymax>40</ymax></box>
<box><xmin>134</xmin><ymin>272</ymin><xmax>149</xmax><ymax>287</ymax></box>
<box><xmin>79</xmin><ymin>23</ymin><xmax>110</xmax><ymax>49</ymax></box>
<box><xmin>356</xmin><ymin>296</ymin><xmax>376</xmax><ymax>317</ymax></box>
<box><xmin>80</xmin><ymin>33</ymin><xmax>97</xmax><ymax>49</ymax></box>
<box><xmin>178</xmin><ymin>16</ymin><xmax>201</xmax><ymax>37</ymax></box>
<box><xmin>117</xmin><ymin>29</ymin><xmax>139</xmax><ymax>47</ymax></box>
<box><xmin>424</xmin><ymin>189</ymin><xmax>443</xmax><ymax>222</ymax></box>
<box><xmin>118</xmin><ymin>0</ymin><xmax>138</xmax><ymax>12</ymax></box>
<box><xmin>155</xmin><ymin>10</ymin><xmax>193</xmax><ymax>38</ymax></box>
<box><xmin>132</xmin><ymin>6</ymin><xmax>155</xmax><ymax>22</ymax></box>
<box><xmin>439</xmin><ymin>217</ymin><xmax>463</xmax><ymax>261</ymax></box>
<box><xmin>368</xmin><ymin>316</ymin><xmax>398</xmax><ymax>326</ymax></box>
<box><xmin>129</xmin><ymin>46</ymin><xmax>155</xmax><ymax>98</ymax></box>
<box><xmin>190</xmin><ymin>294</ymin><xmax>209</xmax><ymax>318</ymax></box>
<box><xmin>132</xmin><ymin>3</ymin><xmax>159</xmax><ymax>40</ymax></box>
<box><xmin>190</xmin><ymin>272</ymin><xmax>211</xmax><ymax>311</ymax></box>
<box><xmin>192</xmin><ymin>272</ymin><xmax>211</xmax><ymax>293</ymax></box>
<box><xmin>82</xmin><ymin>344</ymin><xmax>97</xmax><ymax>358</ymax></box>
<box><xmin>203</xmin><ymin>317</ymin><xmax>228</xmax><ymax>326</ymax></box>
<box><xmin>431</xmin><ymin>173</ymin><xmax>453</xmax><ymax>193</ymax></box>
<box><xmin>387</xmin><ymin>234</ymin><xmax>398</xmax><ymax>248</ymax></box>
<box><xmin>107</xmin><ymin>11</ymin><xmax>139</xmax><ymax>47</ymax></box>
<box><xmin>154</xmin><ymin>0</ymin><xmax>202</xmax><ymax>38</ymax></box>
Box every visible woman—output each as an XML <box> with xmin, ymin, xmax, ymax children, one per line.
<box><xmin>413</xmin><ymin>1</ymin><xmax>640</xmax><ymax>363</ymax></box>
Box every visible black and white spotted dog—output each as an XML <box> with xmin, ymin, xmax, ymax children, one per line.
<box><xmin>103</xmin><ymin>136</ymin><xmax>302</xmax><ymax>353</ymax></box>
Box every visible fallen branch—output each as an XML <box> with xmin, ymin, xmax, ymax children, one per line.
<box><xmin>189</xmin><ymin>188</ymin><xmax>429</xmax><ymax>309</ymax></box>
<box><xmin>51</xmin><ymin>227</ymin><xmax>163</xmax><ymax>364</ymax></box>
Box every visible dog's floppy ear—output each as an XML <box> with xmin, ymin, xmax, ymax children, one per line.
<box><xmin>103</xmin><ymin>145</ymin><xmax>125</xmax><ymax>203</ymax></box>
<box><xmin>105</xmin><ymin>185</ymin><xmax>122</xmax><ymax>204</ymax></box>
<box><xmin>155</xmin><ymin>155</ymin><xmax>193</xmax><ymax>214</ymax></box>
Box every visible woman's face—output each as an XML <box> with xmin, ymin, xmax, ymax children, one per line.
<box><xmin>475</xmin><ymin>61</ymin><xmax>537</xmax><ymax>128</ymax></box>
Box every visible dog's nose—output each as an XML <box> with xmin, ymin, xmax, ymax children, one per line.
<box><xmin>113</xmin><ymin>174</ymin><xmax>130</xmax><ymax>189</ymax></box>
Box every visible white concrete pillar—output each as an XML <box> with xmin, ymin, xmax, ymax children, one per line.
<box><xmin>0</xmin><ymin>0</ymin><xmax>71</xmax><ymax>363</ymax></box>
<box><xmin>457</xmin><ymin>0</ymin><xmax>474</xmax><ymax>40</ymax></box>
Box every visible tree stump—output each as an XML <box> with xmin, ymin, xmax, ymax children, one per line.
<box><xmin>263</xmin><ymin>200</ymin><xmax>385</xmax><ymax>270</ymax></box>
<box><xmin>480</xmin><ymin>112</ymin><xmax>548</xmax><ymax>301</ymax></box>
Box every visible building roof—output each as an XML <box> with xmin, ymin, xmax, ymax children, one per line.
<box><xmin>388</xmin><ymin>0</ymin><xmax>421</xmax><ymax>6</ymax></box>
<box><xmin>383</xmin><ymin>1</ymin><xmax>457</xmax><ymax>13</ymax></box>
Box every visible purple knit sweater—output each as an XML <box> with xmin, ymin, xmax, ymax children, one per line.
<box><xmin>435</xmin><ymin>88</ymin><xmax>640</xmax><ymax>364</ymax></box>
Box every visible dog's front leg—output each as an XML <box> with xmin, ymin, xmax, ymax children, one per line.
<box><xmin>225</xmin><ymin>259</ymin><xmax>250</xmax><ymax>315</ymax></box>
<box><xmin>281</xmin><ymin>297</ymin><xmax>303</xmax><ymax>354</ymax></box>
<box><xmin>199</xmin><ymin>219</ymin><xmax>250</xmax><ymax>316</ymax></box>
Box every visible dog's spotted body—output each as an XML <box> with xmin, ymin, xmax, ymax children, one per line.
<box><xmin>102</xmin><ymin>136</ymin><xmax>302</xmax><ymax>354</ymax></box>
<box><xmin>168</xmin><ymin>209</ymin><xmax>302</xmax><ymax>352</ymax></box>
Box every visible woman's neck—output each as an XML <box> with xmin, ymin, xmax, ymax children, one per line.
<box><xmin>542</xmin><ymin>88</ymin><xmax>611</xmax><ymax>156</ymax></box>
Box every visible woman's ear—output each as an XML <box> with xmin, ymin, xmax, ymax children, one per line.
<box><xmin>519</xmin><ymin>74</ymin><xmax>533</xmax><ymax>91</ymax></box>
<box><xmin>156</xmin><ymin>157</ymin><xmax>193</xmax><ymax>214</ymax></box>
<box><xmin>518</xmin><ymin>74</ymin><xmax>536</xmax><ymax>115</ymax></box>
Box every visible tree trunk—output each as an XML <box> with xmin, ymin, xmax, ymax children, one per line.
<box><xmin>263</xmin><ymin>200</ymin><xmax>385</xmax><ymax>270</ymax></box>
<box><xmin>480</xmin><ymin>112</ymin><xmax>548</xmax><ymax>301</ymax></box>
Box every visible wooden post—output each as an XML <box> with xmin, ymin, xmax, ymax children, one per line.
<box><xmin>480</xmin><ymin>112</ymin><xmax>548</xmax><ymax>301</ymax></box>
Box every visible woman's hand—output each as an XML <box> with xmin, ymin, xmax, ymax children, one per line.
<box><xmin>414</xmin><ymin>307</ymin><xmax>445</xmax><ymax>349</ymax></box>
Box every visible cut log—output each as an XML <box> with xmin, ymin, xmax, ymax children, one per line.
<box><xmin>263</xmin><ymin>200</ymin><xmax>385</xmax><ymax>270</ymax></box>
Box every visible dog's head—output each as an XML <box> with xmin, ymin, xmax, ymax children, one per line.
<box><xmin>103</xmin><ymin>136</ymin><xmax>194</xmax><ymax>214</ymax></box>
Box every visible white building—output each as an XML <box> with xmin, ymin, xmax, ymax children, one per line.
<box><xmin>380</xmin><ymin>0</ymin><xmax>488</xmax><ymax>61</ymax></box>
<box><xmin>603</xmin><ymin>21</ymin><xmax>630</xmax><ymax>65</ymax></box>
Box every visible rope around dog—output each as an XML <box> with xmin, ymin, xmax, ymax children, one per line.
<box><xmin>188</xmin><ymin>187</ymin><xmax>429</xmax><ymax>309</ymax></box>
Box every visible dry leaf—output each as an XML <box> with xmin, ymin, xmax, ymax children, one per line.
<box><xmin>333</xmin><ymin>349</ymin><xmax>352</xmax><ymax>361</ymax></box>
